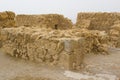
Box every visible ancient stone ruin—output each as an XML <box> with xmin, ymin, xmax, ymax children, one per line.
<box><xmin>0</xmin><ymin>11</ymin><xmax>120</xmax><ymax>70</ymax></box>
<box><xmin>16</xmin><ymin>14</ymin><xmax>72</xmax><ymax>29</ymax></box>
<box><xmin>76</xmin><ymin>12</ymin><xmax>120</xmax><ymax>48</ymax></box>
<box><xmin>76</xmin><ymin>12</ymin><xmax>120</xmax><ymax>31</ymax></box>
<box><xmin>0</xmin><ymin>11</ymin><xmax>15</xmax><ymax>28</ymax></box>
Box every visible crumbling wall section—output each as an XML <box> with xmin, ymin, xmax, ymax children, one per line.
<box><xmin>0</xmin><ymin>11</ymin><xmax>15</xmax><ymax>28</ymax></box>
<box><xmin>108</xmin><ymin>21</ymin><xmax>120</xmax><ymax>47</ymax></box>
<box><xmin>16</xmin><ymin>14</ymin><xmax>73</xmax><ymax>29</ymax></box>
<box><xmin>15</xmin><ymin>15</ymin><xmax>36</xmax><ymax>27</ymax></box>
<box><xmin>76</xmin><ymin>13</ymin><xmax>120</xmax><ymax>31</ymax></box>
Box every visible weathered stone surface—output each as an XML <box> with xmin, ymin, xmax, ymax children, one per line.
<box><xmin>76</xmin><ymin>12</ymin><xmax>120</xmax><ymax>48</ymax></box>
<box><xmin>0</xmin><ymin>11</ymin><xmax>15</xmax><ymax>28</ymax></box>
<box><xmin>108</xmin><ymin>21</ymin><xmax>120</xmax><ymax>47</ymax></box>
<box><xmin>76</xmin><ymin>12</ymin><xmax>120</xmax><ymax>31</ymax></box>
<box><xmin>16</xmin><ymin>14</ymin><xmax>73</xmax><ymax>29</ymax></box>
<box><xmin>1</xmin><ymin>27</ymin><xmax>109</xmax><ymax>70</ymax></box>
<box><xmin>1</xmin><ymin>11</ymin><xmax>117</xmax><ymax>70</ymax></box>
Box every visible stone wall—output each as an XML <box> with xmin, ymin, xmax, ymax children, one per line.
<box><xmin>0</xmin><ymin>11</ymin><xmax>113</xmax><ymax>70</ymax></box>
<box><xmin>1</xmin><ymin>27</ymin><xmax>109</xmax><ymax>70</ymax></box>
<box><xmin>76</xmin><ymin>12</ymin><xmax>120</xmax><ymax>31</ymax></box>
<box><xmin>0</xmin><ymin>11</ymin><xmax>15</xmax><ymax>28</ymax></box>
<box><xmin>76</xmin><ymin>12</ymin><xmax>120</xmax><ymax>48</ymax></box>
<box><xmin>1</xmin><ymin>27</ymin><xmax>85</xmax><ymax>70</ymax></box>
<box><xmin>108</xmin><ymin>21</ymin><xmax>120</xmax><ymax>47</ymax></box>
<box><xmin>16</xmin><ymin>14</ymin><xmax>73</xmax><ymax>30</ymax></box>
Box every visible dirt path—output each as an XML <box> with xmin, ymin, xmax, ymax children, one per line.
<box><xmin>0</xmin><ymin>48</ymin><xmax>120</xmax><ymax>80</ymax></box>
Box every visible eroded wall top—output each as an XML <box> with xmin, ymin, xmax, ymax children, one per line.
<box><xmin>76</xmin><ymin>12</ymin><xmax>120</xmax><ymax>31</ymax></box>
<box><xmin>16</xmin><ymin>14</ymin><xmax>73</xmax><ymax>30</ymax></box>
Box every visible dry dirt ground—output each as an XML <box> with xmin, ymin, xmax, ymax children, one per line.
<box><xmin>0</xmin><ymin>48</ymin><xmax>120</xmax><ymax>80</ymax></box>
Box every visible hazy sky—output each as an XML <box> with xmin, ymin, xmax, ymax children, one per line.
<box><xmin>0</xmin><ymin>0</ymin><xmax>120</xmax><ymax>22</ymax></box>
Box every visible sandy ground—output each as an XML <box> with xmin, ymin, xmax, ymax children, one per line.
<box><xmin>84</xmin><ymin>48</ymin><xmax>120</xmax><ymax>78</ymax></box>
<box><xmin>0</xmin><ymin>49</ymin><xmax>73</xmax><ymax>80</ymax></box>
<box><xmin>0</xmin><ymin>48</ymin><xmax>120</xmax><ymax>80</ymax></box>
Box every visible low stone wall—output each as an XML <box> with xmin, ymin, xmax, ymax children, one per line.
<box><xmin>16</xmin><ymin>14</ymin><xmax>73</xmax><ymax>30</ymax></box>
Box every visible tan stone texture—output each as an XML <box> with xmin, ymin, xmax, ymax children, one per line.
<box><xmin>16</xmin><ymin>14</ymin><xmax>72</xmax><ymax>29</ymax></box>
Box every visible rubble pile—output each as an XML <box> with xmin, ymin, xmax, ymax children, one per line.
<box><xmin>81</xmin><ymin>30</ymin><xmax>109</xmax><ymax>54</ymax></box>
<box><xmin>16</xmin><ymin>14</ymin><xmax>72</xmax><ymax>29</ymax></box>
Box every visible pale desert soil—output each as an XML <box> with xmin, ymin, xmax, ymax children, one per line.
<box><xmin>0</xmin><ymin>48</ymin><xmax>120</xmax><ymax>80</ymax></box>
<box><xmin>0</xmin><ymin>49</ymin><xmax>73</xmax><ymax>80</ymax></box>
<box><xmin>84</xmin><ymin>48</ymin><xmax>120</xmax><ymax>78</ymax></box>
